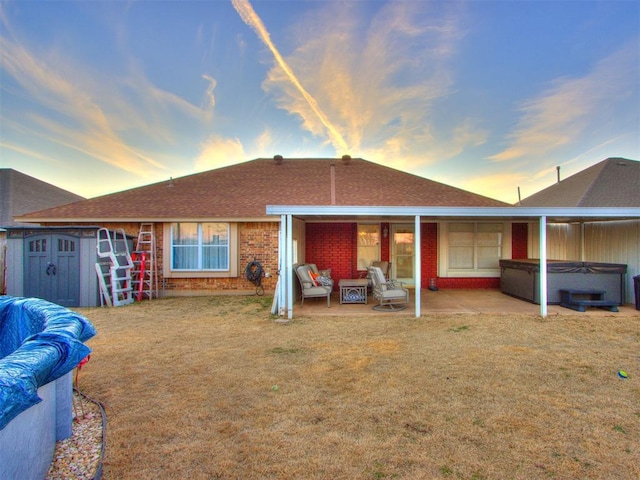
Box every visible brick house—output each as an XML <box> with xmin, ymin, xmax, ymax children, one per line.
<box><xmin>16</xmin><ymin>156</ymin><xmax>514</xmax><ymax>293</ymax></box>
<box><xmin>14</xmin><ymin>156</ymin><xmax>639</xmax><ymax>316</ymax></box>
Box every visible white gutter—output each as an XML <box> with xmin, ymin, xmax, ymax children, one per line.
<box><xmin>266</xmin><ymin>205</ymin><xmax>640</xmax><ymax>219</ymax></box>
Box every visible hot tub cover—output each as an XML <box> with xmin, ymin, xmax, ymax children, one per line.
<box><xmin>0</xmin><ymin>296</ymin><xmax>96</xmax><ymax>430</ymax></box>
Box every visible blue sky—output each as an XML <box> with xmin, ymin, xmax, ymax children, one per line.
<box><xmin>1</xmin><ymin>0</ymin><xmax>638</xmax><ymax>204</ymax></box>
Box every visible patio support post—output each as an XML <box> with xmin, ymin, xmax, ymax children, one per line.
<box><xmin>539</xmin><ymin>215</ymin><xmax>548</xmax><ymax>317</ymax></box>
<box><xmin>286</xmin><ymin>214</ymin><xmax>293</xmax><ymax>319</ymax></box>
<box><xmin>414</xmin><ymin>215</ymin><xmax>421</xmax><ymax>318</ymax></box>
<box><xmin>277</xmin><ymin>214</ymin><xmax>286</xmax><ymax>317</ymax></box>
<box><xmin>272</xmin><ymin>216</ymin><xmax>283</xmax><ymax>316</ymax></box>
<box><xmin>275</xmin><ymin>214</ymin><xmax>293</xmax><ymax>319</ymax></box>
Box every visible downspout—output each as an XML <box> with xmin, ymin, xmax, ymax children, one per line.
<box><xmin>539</xmin><ymin>215</ymin><xmax>548</xmax><ymax>317</ymax></box>
<box><xmin>414</xmin><ymin>215</ymin><xmax>421</xmax><ymax>318</ymax></box>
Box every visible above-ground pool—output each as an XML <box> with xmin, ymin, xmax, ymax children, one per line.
<box><xmin>0</xmin><ymin>296</ymin><xmax>96</xmax><ymax>480</ymax></box>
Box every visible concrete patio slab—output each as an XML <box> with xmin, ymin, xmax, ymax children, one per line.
<box><xmin>292</xmin><ymin>288</ymin><xmax>640</xmax><ymax>318</ymax></box>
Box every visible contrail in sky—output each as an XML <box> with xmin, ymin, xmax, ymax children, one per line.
<box><xmin>231</xmin><ymin>0</ymin><xmax>350</xmax><ymax>153</ymax></box>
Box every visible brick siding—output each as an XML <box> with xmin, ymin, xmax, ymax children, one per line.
<box><xmin>164</xmin><ymin>222</ymin><xmax>279</xmax><ymax>293</ymax></box>
<box><xmin>306</xmin><ymin>223</ymin><xmax>356</xmax><ymax>289</ymax></box>
<box><xmin>51</xmin><ymin>221</ymin><xmax>280</xmax><ymax>294</ymax></box>
<box><xmin>45</xmin><ymin>219</ymin><xmax>529</xmax><ymax>295</ymax></box>
<box><xmin>512</xmin><ymin>223</ymin><xmax>528</xmax><ymax>259</ymax></box>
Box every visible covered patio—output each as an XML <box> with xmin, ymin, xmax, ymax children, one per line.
<box><xmin>268</xmin><ymin>205</ymin><xmax>640</xmax><ymax>320</ymax></box>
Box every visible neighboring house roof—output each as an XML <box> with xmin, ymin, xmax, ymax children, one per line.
<box><xmin>0</xmin><ymin>169</ymin><xmax>85</xmax><ymax>227</ymax></box>
<box><xmin>16</xmin><ymin>157</ymin><xmax>508</xmax><ymax>222</ymax></box>
<box><xmin>520</xmin><ymin>157</ymin><xmax>640</xmax><ymax>207</ymax></box>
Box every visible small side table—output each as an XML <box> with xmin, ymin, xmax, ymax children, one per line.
<box><xmin>339</xmin><ymin>278</ymin><xmax>368</xmax><ymax>304</ymax></box>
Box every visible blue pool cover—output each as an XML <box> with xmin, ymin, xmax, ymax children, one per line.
<box><xmin>0</xmin><ymin>296</ymin><xmax>96</xmax><ymax>430</ymax></box>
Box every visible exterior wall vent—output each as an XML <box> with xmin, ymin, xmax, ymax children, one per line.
<box><xmin>274</xmin><ymin>155</ymin><xmax>283</xmax><ymax>165</ymax></box>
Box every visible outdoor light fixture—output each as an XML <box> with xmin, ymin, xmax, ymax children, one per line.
<box><xmin>383</xmin><ymin>226</ymin><xmax>389</xmax><ymax>238</ymax></box>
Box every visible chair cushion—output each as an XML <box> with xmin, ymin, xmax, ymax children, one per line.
<box><xmin>305</xmin><ymin>285</ymin><xmax>331</xmax><ymax>295</ymax></box>
<box><xmin>370</xmin><ymin>267</ymin><xmax>387</xmax><ymax>291</ymax></box>
<box><xmin>379</xmin><ymin>289</ymin><xmax>407</xmax><ymax>300</ymax></box>
<box><xmin>372</xmin><ymin>261</ymin><xmax>389</xmax><ymax>277</ymax></box>
<box><xmin>296</xmin><ymin>265</ymin><xmax>313</xmax><ymax>287</ymax></box>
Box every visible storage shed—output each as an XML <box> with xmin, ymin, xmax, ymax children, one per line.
<box><xmin>4</xmin><ymin>226</ymin><xmax>100</xmax><ymax>307</ymax></box>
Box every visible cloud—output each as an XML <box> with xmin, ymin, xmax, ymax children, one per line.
<box><xmin>0</xmin><ymin>13</ymin><xmax>220</xmax><ymax>180</ymax></box>
<box><xmin>235</xmin><ymin>0</ymin><xmax>464</xmax><ymax>163</ymax></box>
<box><xmin>202</xmin><ymin>73</ymin><xmax>217</xmax><ymax>115</ymax></box>
<box><xmin>253</xmin><ymin>128</ymin><xmax>274</xmax><ymax>154</ymax></box>
<box><xmin>231</xmin><ymin>0</ymin><xmax>349</xmax><ymax>153</ymax></box>
<box><xmin>0</xmin><ymin>37</ymin><xmax>161</xmax><ymax>174</ymax></box>
<box><xmin>0</xmin><ymin>141</ymin><xmax>70</xmax><ymax>168</ymax></box>
<box><xmin>194</xmin><ymin>136</ymin><xmax>245</xmax><ymax>171</ymax></box>
<box><xmin>489</xmin><ymin>41</ymin><xmax>639</xmax><ymax>162</ymax></box>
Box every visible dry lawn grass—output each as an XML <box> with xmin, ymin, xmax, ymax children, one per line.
<box><xmin>75</xmin><ymin>296</ymin><xmax>640</xmax><ymax>479</ymax></box>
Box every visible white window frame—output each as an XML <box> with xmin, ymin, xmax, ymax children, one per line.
<box><xmin>357</xmin><ymin>223</ymin><xmax>381</xmax><ymax>270</ymax></box>
<box><xmin>438</xmin><ymin>221</ymin><xmax>511</xmax><ymax>277</ymax></box>
<box><xmin>163</xmin><ymin>223</ymin><xmax>238</xmax><ymax>278</ymax></box>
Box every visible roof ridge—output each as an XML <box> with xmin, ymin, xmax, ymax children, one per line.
<box><xmin>575</xmin><ymin>159</ymin><xmax>610</xmax><ymax>206</ymax></box>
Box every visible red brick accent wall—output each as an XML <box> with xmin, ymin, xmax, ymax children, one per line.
<box><xmin>421</xmin><ymin>223</ymin><xmax>438</xmax><ymax>285</ymax></box>
<box><xmin>306</xmin><ymin>223</ymin><xmax>356</xmax><ymax>288</ymax></box>
<box><xmin>512</xmin><ymin>223</ymin><xmax>528</xmax><ymax>259</ymax></box>
<box><xmin>380</xmin><ymin>223</ymin><xmax>390</xmax><ymax>262</ymax></box>
<box><xmin>436</xmin><ymin>277</ymin><xmax>500</xmax><ymax>289</ymax></box>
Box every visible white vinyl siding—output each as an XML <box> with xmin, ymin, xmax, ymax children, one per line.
<box><xmin>531</xmin><ymin>220</ymin><xmax>640</xmax><ymax>303</ymax></box>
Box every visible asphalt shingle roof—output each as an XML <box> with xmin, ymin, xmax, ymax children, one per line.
<box><xmin>1</xmin><ymin>169</ymin><xmax>85</xmax><ymax>227</ymax></box>
<box><xmin>17</xmin><ymin>157</ymin><xmax>508</xmax><ymax>222</ymax></box>
<box><xmin>519</xmin><ymin>157</ymin><xmax>640</xmax><ymax>207</ymax></box>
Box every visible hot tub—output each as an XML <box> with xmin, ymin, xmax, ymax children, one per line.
<box><xmin>0</xmin><ymin>296</ymin><xmax>96</xmax><ymax>480</ymax></box>
<box><xmin>499</xmin><ymin>259</ymin><xmax>627</xmax><ymax>305</ymax></box>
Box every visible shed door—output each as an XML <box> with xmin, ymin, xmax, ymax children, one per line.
<box><xmin>24</xmin><ymin>234</ymin><xmax>80</xmax><ymax>307</ymax></box>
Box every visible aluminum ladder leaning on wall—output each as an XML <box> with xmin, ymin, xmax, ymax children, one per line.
<box><xmin>131</xmin><ymin>223</ymin><xmax>159</xmax><ymax>300</ymax></box>
<box><xmin>95</xmin><ymin>228</ymin><xmax>134</xmax><ymax>307</ymax></box>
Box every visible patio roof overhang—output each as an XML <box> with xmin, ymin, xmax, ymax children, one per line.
<box><xmin>266</xmin><ymin>205</ymin><xmax>640</xmax><ymax>320</ymax></box>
